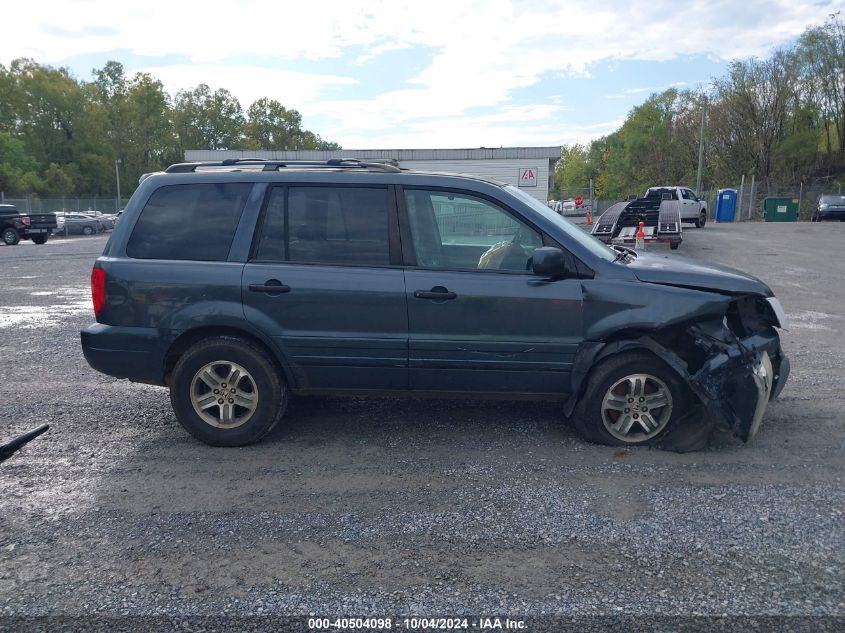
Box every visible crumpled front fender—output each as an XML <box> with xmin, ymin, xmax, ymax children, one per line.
<box><xmin>566</xmin><ymin>323</ymin><xmax>789</xmax><ymax>450</ymax></box>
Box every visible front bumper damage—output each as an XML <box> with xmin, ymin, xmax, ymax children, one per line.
<box><xmin>567</xmin><ymin>317</ymin><xmax>789</xmax><ymax>452</ymax></box>
<box><xmin>639</xmin><ymin>323</ymin><xmax>789</xmax><ymax>449</ymax></box>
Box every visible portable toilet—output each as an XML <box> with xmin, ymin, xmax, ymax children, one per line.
<box><xmin>715</xmin><ymin>189</ymin><xmax>738</xmax><ymax>222</ymax></box>
<box><xmin>763</xmin><ymin>196</ymin><xmax>799</xmax><ymax>222</ymax></box>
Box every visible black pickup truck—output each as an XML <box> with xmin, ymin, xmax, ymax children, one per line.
<box><xmin>0</xmin><ymin>204</ymin><xmax>58</xmax><ymax>245</ymax></box>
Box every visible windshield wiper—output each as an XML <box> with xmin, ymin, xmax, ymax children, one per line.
<box><xmin>612</xmin><ymin>245</ymin><xmax>637</xmax><ymax>262</ymax></box>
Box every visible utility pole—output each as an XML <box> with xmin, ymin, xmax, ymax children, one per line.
<box><xmin>115</xmin><ymin>159</ymin><xmax>122</xmax><ymax>211</ymax></box>
<box><xmin>695</xmin><ymin>96</ymin><xmax>707</xmax><ymax>195</ymax></box>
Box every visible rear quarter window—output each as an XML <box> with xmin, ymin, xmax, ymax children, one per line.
<box><xmin>126</xmin><ymin>183</ymin><xmax>252</xmax><ymax>260</ymax></box>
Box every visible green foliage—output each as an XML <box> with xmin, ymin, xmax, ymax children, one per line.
<box><xmin>560</xmin><ymin>13</ymin><xmax>845</xmax><ymax>199</ymax></box>
<box><xmin>0</xmin><ymin>59</ymin><xmax>341</xmax><ymax>196</ymax></box>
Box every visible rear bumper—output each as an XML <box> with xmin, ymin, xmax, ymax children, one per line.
<box><xmin>609</xmin><ymin>236</ymin><xmax>682</xmax><ymax>245</ymax></box>
<box><xmin>22</xmin><ymin>227</ymin><xmax>55</xmax><ymax>236</ymax></box>
<box><xmin>80</xmin><ymin>323</ymin><xmax>167</xmax><ymax>385</ymax></box>
<box><xmin>816</xmin><ymin>209</ymin><xmax>845</xmax><ymax>220</ymax></box>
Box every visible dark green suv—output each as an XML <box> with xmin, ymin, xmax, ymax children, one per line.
<box><xmin>81</xmin><ymin>159</ymin><xmax>789</xmax><ymax>449</ymax></box>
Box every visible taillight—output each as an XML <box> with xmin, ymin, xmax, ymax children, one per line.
<box><xmin>91</xmin><ymin>267</ymin><xmax>106</xmax><ymax>316</ymax></box>
<box><xmin>21</xmin><ymin>216</ymin><xmax>31</xmax><ymax>226</ymax></box>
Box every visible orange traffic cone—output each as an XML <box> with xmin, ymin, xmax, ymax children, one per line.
<box><xmin>585</xmin><ymin>209</ymin><xmax>593</xmax><ymax>225</ymax></box>
<box><xmin>635</xmin><ymin>221</ymin><xmax>645</xmax><ymax>250</ymax></box>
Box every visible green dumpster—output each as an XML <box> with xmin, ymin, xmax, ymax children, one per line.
<box><xmin>763</xmin><ymin>196</ymin><xmax>799</xmax><ymax>222</ymax></box>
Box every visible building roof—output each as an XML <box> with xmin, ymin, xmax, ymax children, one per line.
<box><xmin>185</xmin><ymin>147</ymin><xmax>562</xmax><ymax>162</ymax></box>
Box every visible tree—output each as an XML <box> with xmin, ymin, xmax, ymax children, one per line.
<box><xmin>797</xmin><ymin>13</ymin><xmax>845</xmax><ymax>155</ymax></box>
<box><xmin>172</xmin><ymin>84</ymin><xmax>245</xmax><ymax>152</ymax></box>
<box><xmin>709</xmin><ymin>51</ymin><xmax>799</xmax><ymax>188</ymax></box>
<box><xmin>243</xmin><ymin>98</ymin><xmax>339</xmax><ymax>150</ymax></box>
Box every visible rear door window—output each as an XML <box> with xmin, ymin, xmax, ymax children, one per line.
<box><xmin>126</xmin><ymin>183</ymin><xmax>252</xmax><ymax>261</ymax></box>
<box><xmin>254</xmin><ymin>186</ymin><xmax>390</xmax><ymax>266</ymax></box>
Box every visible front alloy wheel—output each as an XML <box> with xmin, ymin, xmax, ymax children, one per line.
<box><xmin>601</xmin><ymin>373</ymin><xmax>673</xmax><ymax>442</ymax></box>
<box><xmin>2</xmin><ymin>227</ymin><xmax>20</xmax><ymax>245</ymax></box>
<box><xmin>573</xmin><ymin>351</ymin><xmax>691</xmax><ymax>447</ymax></box>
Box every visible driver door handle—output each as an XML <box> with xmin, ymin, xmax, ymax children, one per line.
<box><xmin>414</xmin><ymin>287</ymin><xmax>457</xmax><ymax>301</ymax></box>
<box><xmin>249</xmin><ymin>279</ymin><xmax>291</xmax><ymax>294</ymax></box>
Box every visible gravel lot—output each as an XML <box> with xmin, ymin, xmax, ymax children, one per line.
<box><xmin>1</xmin><ymin>225</ymin><xmax>843</xmax><ymax>632</ymax></box>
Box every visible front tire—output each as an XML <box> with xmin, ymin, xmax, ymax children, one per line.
<box><xmin>573</xmin><ymin>351</ymin><xmax>692</xmax><ymax>447</ymax></box>
<box><xmin>2</xmin><ymin>227</ymin><xmax>20</xmax><ymax>245</ymax></box>
<box><xmin>170</xmin><ymin>336</ymin><xmax>288</xmax><ymax>446</ymax></box>
<box><xmin>82</xmin><ymin>226</ymin><xmax>94</xmax><ymax>236</ymax></box>
<box><xmin>32</xmin><ymin>234</ymin><xmax>48</xmax><ymax>245</ymax></box>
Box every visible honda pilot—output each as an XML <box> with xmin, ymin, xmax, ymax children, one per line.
<box><xmin>81</xmin><ymin>159</ymin><xmax>789</xmax><ymax>449</ymax></box>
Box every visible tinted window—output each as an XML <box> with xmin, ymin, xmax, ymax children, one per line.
<box><xmin>127</xmin><ymin>183</ymin><xmax>251</xmax><ymax>261</ymax></box>
<box><xmin>646</xmin><ymin>188</ymin><xmax>677</xmax><ymax>200</ymax></box>
<box><xmin>255</xmin><ymin>186</ymin><xmax>390</xmax><ymax>266</ymax></box>
<box><xmin>404</xmin><ymin>189</ymin><xmax>541</xmax><ymax>272</ymax></box>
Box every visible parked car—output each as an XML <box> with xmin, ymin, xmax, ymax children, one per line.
<box><xmin>0</xmin><ymin>204</ymin><xmax>57</xmax><ymax>245</ymax></box>
<box><xmin>554</xmin><ymin>198</ymin><xmax>590</xmax><ymax>216</ymax></box>
<box><xmin>645</xmin><ymin>186</ymin><xmax>708</xmax><ymax>227</ymax></box>
<box><xmin>81</xmin><ymin>158</ymin><xmax>789</xmax><ymax>450</ymax></box>
<box><xmin>812</xmin><ymin>194</ymin><xmax>845</xmax><ymax>221</ymax></box>
<box><xmin>60</xmin><ymin>213</ymin><xmax>108</xmax><ymax>235</ymax></box>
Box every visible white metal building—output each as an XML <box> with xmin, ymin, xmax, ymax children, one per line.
<box><xmin>184</xmin><ymin>147</ymin><xmax>562</xmax><ymax>202</ymax></box>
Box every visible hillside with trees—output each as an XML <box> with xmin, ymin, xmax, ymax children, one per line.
<box><xmin>555</xmin><ymin>13</ymin><xmax>845</xmax><ymax>203</ymax></box>
<box><xmin>0</xmin><ymin>60</ymin><xmax>340</xmax><ymax>198</ymax></box>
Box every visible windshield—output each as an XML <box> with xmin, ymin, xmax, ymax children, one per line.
<box><xmin>820</xmin><ymin>195</ymin><xmax>845</xmax><ymax>204</ymax></box>
<box><xmin>505</xmin><ymin>185</ymin><xmax>616</xmax><ymax>261</ymax></box>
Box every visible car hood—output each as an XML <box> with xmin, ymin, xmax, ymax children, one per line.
<box><xmin>627</xmin><ymin>252</ymin><xmax>773</xmax><ymax>296</ymax></box>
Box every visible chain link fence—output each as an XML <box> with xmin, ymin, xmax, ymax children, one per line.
<box><xmin>565</xmin><ymin>181</ymin><xmax>845</xmax><ymax>222</ymax></box>
<box><xmin>0</xmin><ymin>195</ymin><xmax>129</xmax><ymax>214</ymax></box>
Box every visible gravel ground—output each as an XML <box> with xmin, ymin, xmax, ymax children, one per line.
<box><xmin>1</xmin><ymin>225</ymin><xmax>843</xmax><ymax>632</ymax></box>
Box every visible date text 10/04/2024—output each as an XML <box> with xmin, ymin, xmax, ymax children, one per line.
<box><xmin>307</xmin><ymin>617</ymin><xmax>527</xmax><ymax>630</ymax></box>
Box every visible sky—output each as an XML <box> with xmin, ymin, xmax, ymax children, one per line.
<box><xmin>2</xmin><ymin>0</ymin><xmax>843</xmax><ymax>149</ymax></box>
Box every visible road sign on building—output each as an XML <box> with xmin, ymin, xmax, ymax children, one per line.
<box><xmin>518</xmin><ymin>167</ymin><xmax>538</xmax><ymax>187</ymax></box>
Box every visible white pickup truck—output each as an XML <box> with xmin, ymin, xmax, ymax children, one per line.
<box><xmin>645</xmin><ymin>186</ymin><xmax>708</xmax><ymax>227</ymax></box>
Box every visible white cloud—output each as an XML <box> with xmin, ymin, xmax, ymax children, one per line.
<box><xmin>1</xmin><ymin>0</ymin><xmax>841</xmax><ymax>147</ymax></box>
<box><xmin>139</xmin><ymin>64</ymin><xmax>357</xmax><ymax>111</ymax></box>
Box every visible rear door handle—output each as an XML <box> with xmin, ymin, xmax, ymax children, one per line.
<box><xmin>414</xmin><ymin>287</ymin><xmax>457</xmax><ymax>301</ymax></box>
<box><xmin>249</xmin><ymin>279</ymin><xmax>291</xmax><ymax>294</ymax></box>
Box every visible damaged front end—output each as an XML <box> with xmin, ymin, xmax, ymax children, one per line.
<box><xmin>684</xmin><ymin>316</ymin><xmax>788</xmax><ymax>441</ymax></box>
<box><xmin>651</xmin><ymin>303</ymin><xmax>789</xmax><ymax>444</ymax></box>
<box><xmin>573</xmin><ymin>285</ymin><xmax>790</xmax><ymax>449</ymax></box>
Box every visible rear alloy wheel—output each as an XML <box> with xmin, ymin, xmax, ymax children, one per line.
<box><xmin>573</xmin><ymin>351</ymin><xmax>691</xmax><ymax>447</ymax></box>
<box><xmin>170</xmin><ymin>336</ymin><xmax>287</xmax><ymax>446</ymax></box>
<box><xmin>32</xmin><ymin>234</ymin><xmax>48</xmax><ymax>245</ymax></box>
<box><xmin>2</xmin><ymin>227</ymin><xmax>20</xmax><ymax>245</ymax></box>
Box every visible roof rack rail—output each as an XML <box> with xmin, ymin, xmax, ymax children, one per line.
<box><xmin>164</xmin><ymin>158</ymin><xmax>401</xmax><ymax>174</ymax></box>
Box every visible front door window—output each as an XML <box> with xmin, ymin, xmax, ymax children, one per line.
<box><xmin>403</xmin><ymin>189</ymin><xmax>542</xmax><ymax>272</ymax></box>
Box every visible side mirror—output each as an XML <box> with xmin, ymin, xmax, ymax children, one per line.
<box><xmin>532</xmin><ymin>247</ymin><xmax>567</xmax><ymax>278</ymax></box>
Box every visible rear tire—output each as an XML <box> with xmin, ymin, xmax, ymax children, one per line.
<box><xmin>32</xmin><ymin>234</ymin><xmax>48</xmax><ymax>245</ymax></box>
<box><xmin>170</xmin><ymin>336</ymin><xmax>288</xmax><ymax>446</ymax></box>
<box><xmin>2</xmin><ymin>227</ymin><xmax>20</xmax><ymax>245</ymax></box>
<box><xmin>670</xmin><ymin>241</ymin><xmax>680</xmax><ymax>250</ymax></box>
<box><xmin>573</xmin><ymin>351</ymin><xmax>692</xmax><ymax>447</ymax></box>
